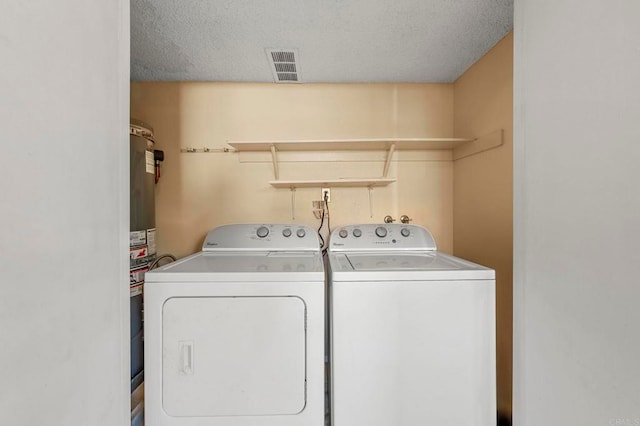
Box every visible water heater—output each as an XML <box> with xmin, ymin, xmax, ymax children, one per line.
<box><xmin>129</xmin><ymin>119</ymin><xmax>157</xmax><ymax>390</ymax></box>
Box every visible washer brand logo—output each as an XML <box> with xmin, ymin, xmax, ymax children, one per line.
<box><xmin>206</xmin><ymin>242</ymin><xmax>218</xmax><ymax>246</ymax></box>
<box><xmin>333</xmin><ymin>243</ymin><xmax>345</xmax><ymax>246</ymax></box>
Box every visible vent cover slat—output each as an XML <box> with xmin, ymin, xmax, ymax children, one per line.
<box><xmin>265</xmin><ymin>49</ymin><xmax>301</xmax><ymax>83</ymax></box>
<box><xmin>271</xmin><ymin>51</ymin><xmax>295</xmax><ymax>63</ymax></box>
<box><xmin>275</xmin><ymin>63</ymin><xmax>296</xmax><ymax>73</ymax></box>
<box><xmin>277</xmin><ymin>73</ymin><xmax>298</xmax><ymax>81</ymax></box>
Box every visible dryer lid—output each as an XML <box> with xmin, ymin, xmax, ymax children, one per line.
<box><xmin>145</xmin><ymin>251</ymin><xmax>325</xmax><ymax>282</ymax></box>
<box><xmin>163</xmin><ymin>251</ymin><xmax>323</xmax><ymax>273</ymax></box>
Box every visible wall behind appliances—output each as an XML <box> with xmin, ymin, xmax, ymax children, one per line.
<box><xmin>0</xmin><ymin>1</ymin><xmax>130</xmax><ymax>425</ymax></box>
<box><xmin>130</xmin><ymin>83</ymin><xmax>455</xmax><ymax>257</ymax></box>
<box><xmin>514</xmin><ymin>1</ymin><xmax>640</xmax><ymax>425</ymax></box>
<box><xmin>453</xmin><ymin>33</ymin><xmax>513</xmax><ymax>418</ymax></box>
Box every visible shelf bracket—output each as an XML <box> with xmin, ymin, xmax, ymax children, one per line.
<box><xmin>382</xmin><ymin>143</ymin><xmax>396</xmax><ymax>178</ymax></box>
<box><xmin>452</xmin><ymin>129</ymin><xmax>504</xmax><ymax>160</ymax></box>
<box><xmin>368</xmin><ymin>186</ymin><xmax>374</xmax><ymax>218</ymax></box>
<box><xmin>270</xmin><ymin>145</ymin><xmax>280</xmax><ymax>180</ymax></box>
<box><xmin>290</xmin><ymin>187</ymin><xmax>296</xmax><ymax>220</ymax></box>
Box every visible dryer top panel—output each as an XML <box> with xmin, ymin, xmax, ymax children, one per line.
<box><xmin>146</xmin><ymin>250</ymin><xmax>325</xmax><ymax>282</ymax></box>
<box><xmin>203</xmin><ymin>224</ymin><xmax>321</xmax><ymax>252</ymax></box>
<box><xmin>329</xmin><ymin>224</ymin><xmax>437</xmax><ymax>252</ymax></box>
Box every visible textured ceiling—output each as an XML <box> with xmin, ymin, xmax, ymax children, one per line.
<box><xmin>131</xmin><ymin>0</ymin><xmax>513</xmax><ymax>83</ymax></box>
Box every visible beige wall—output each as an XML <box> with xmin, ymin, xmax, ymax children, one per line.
<box><xmin>131</xmin><ymin>83</ymin><xmax>456</xmax><ymax>257</ymax></box>
<box><xmin>453</xmin><ymin>33</ymin><xmax>513</xmax><ymax>416</ymax></box>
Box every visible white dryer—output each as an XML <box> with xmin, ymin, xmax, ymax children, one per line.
<box><xmin>328</xmin><ymin>224</ymin><xmax>496</xmax><ymax>426</ymax></box>
<box><xmin>145</xmin><ymin>224</ymin><xmax>325</xmax><ymax>426</ymax></box>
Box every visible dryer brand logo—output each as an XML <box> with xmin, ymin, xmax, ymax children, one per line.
<box><xmin>206</xmin><ymin>242</ymin><xmax>218</xmax><ymax>246</ymax></box>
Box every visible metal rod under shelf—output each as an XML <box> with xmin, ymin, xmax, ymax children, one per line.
<box><xmin>180</xmin><ymin>147</ymin><xmax>233</xmax><ymax>153</ymax></box>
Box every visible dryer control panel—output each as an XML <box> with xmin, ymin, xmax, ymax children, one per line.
<box><xmin>203</xmin><ymin>224</ymin><xmax>320</xmax><ymax>252</ymax></box>
<box><xmin>329</xmin><ymin>224</ymin><xmax>437</xmax><ymax>252</ymax></box>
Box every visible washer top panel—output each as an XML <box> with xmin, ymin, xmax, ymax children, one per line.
<box><xmin>344</xmin><ymin>252</ymin><xmax>475</xmax><ymax>271</ymax></box>
<box><xmin>328</xmin><ymin>224</ymin><xmax>494</xmax><ymax>281</ymax></box>
<box><xmin>328</xmin><ymin>251</ymin><xmax>494</xmax><ymax>281</ymax></box>
<box><xmin>329</xmin><ymin>224</ymin><xmax>437</xmax><ymax>252</ymax></box>
<box><xmin>203</xmin><ymin>224</ymin><xmax>320</xmax><ymax>252</ymax></box>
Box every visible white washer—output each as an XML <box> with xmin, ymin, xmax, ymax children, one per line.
<box><xmin>145</xmin><ymin>224</ymin><xmax>325</xmax><ymax>426</ymax></box>
<box><xmin>328</xmin><ymin>224</ymin><xmax>496</xmax><ymax>426</ymax></box>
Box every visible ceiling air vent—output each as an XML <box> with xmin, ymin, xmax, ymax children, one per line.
<box><xmin>266</xmin><ymin>49</ymin><xmax>301</xmax><ymax>83</ymax></box>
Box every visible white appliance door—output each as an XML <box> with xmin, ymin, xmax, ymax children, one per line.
<box><xmin>162</xmin><ymin>296</ymin><xmax>307</xmax><ymax>417</ymax></box>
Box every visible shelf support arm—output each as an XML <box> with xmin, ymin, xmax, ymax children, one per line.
<box><xmin>290</xmin><ymin>187</ymin><xmax>296</xmax><ymax>220</ymax></box>
<box><xmin>368</xmin><ymin>186</ymin><xmax>374</xmax><ymax>218</ymax></box>
<box><xmin>270</xmin><ymin>145</ymin><xmax>279</xmax><ymax>180</ymax></box>
<box><xmin>383</xmin><ymin>143</ymin><xmax>396</xmax><ymax>178</ymax></box>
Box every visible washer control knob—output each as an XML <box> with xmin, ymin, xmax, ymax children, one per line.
<box><xmin>375</xmin><ymin>226</ymin><xmax>387</xmax><ymax>238</ymax></box>
<box><xmin>352</xmin><ymin>228</ymin><xmax>362</xmax><ymax>238</ymax></box>
<box><xmin>256</xmin><ymin>226</ymin><xmax>269</xmax><ymax>238</ymax></box>
<box><xmin>296</xmin><ymin>228</ymin><xmax>306</xmax><ymax>238</ymax></box>
<box><xmin>400</xmin><ymin>228</ymin><xmax>410</xmax><ymax>237</ymax></box>
<box><xmin>339</xmin><ymin>229</ymin><xmax>348</xmax><ymax>238</ymax></box>
<box><xmin>282</xmin><ymin>228</ymin><xmax>292</xmax><ymax>237</ymax></box>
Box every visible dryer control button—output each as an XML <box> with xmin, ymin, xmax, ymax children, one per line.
<box><xmin>256</xmin><ymin>226</ymin><xmax>269</xmax><ymax>238</ymax></box>
<box><xmin>282</xmin><ymin>228</ymin><xmax>292</xmax><ymax>237</ymax></box>
<box><xmin>339</xmin><ymin>229</ymin><xmax>348</xmax><ymax>238</ymax></box>
<box><xmin>296</xmin><ymin>228</ymin><xmax>306</xmax><ymax>238</ymax></box>
<box><xmin>401</xmin><ymin>228</ymin><xmax>410</xmax><ymax>237</ymax></box>
<box><xmin>352</xmin><ymin>228</ymin><xmax>362</xmax><ymax>238</ymax></box>
<box><xmin>375</xmin><ymin>226</ymin><xmax>387</xmax><ymax>238</ymax></box>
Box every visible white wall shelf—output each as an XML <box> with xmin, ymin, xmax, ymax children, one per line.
<box><xmin>269</xmin><ymin>178</ymin><xmax>396</xmax><ymax>189</ymax></box>
<box><xmin>222</xmin><ymin>131</ymin><xmax>503</xmax><ymax>190</ymax></box>
<box><xmin>228</xmin><ymin>138</ymin><xmax>461</xmax><ymax>189</ymax></box>
<box><xmin>222</xmin><ymin>133</ymin><xmax>502</xmax><ymax>219</ymax></box>
<box><xmin>227</xmin><ymin>138</ymin><xmax>474</xmax><ymax>152</ymax></box>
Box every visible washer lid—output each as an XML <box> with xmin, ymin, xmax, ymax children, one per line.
<box><xmin>329</xmin><ymin>251</ymin><xmax>494</xmax><ymax>281</ymax></box>
<box><xmin>345</xmin><ymin>252</ymin><xmax>470</xmax><ymax>271</ymax></box>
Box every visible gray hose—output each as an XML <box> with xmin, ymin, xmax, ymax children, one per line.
<box><xmin>149</xmin><ymin>253</ymin><xmax>177</xmax><ymax>270</ymax></box>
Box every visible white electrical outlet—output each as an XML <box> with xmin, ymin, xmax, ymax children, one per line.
<box><xmin>312</xmin><ymin>200</ymin><xmax>325</xmax><ymax>219</ymax></box>
<box><xmin>321</xmin><ymin>187</ymin><xmax>331</xmax><ymax>202</ymax></box>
